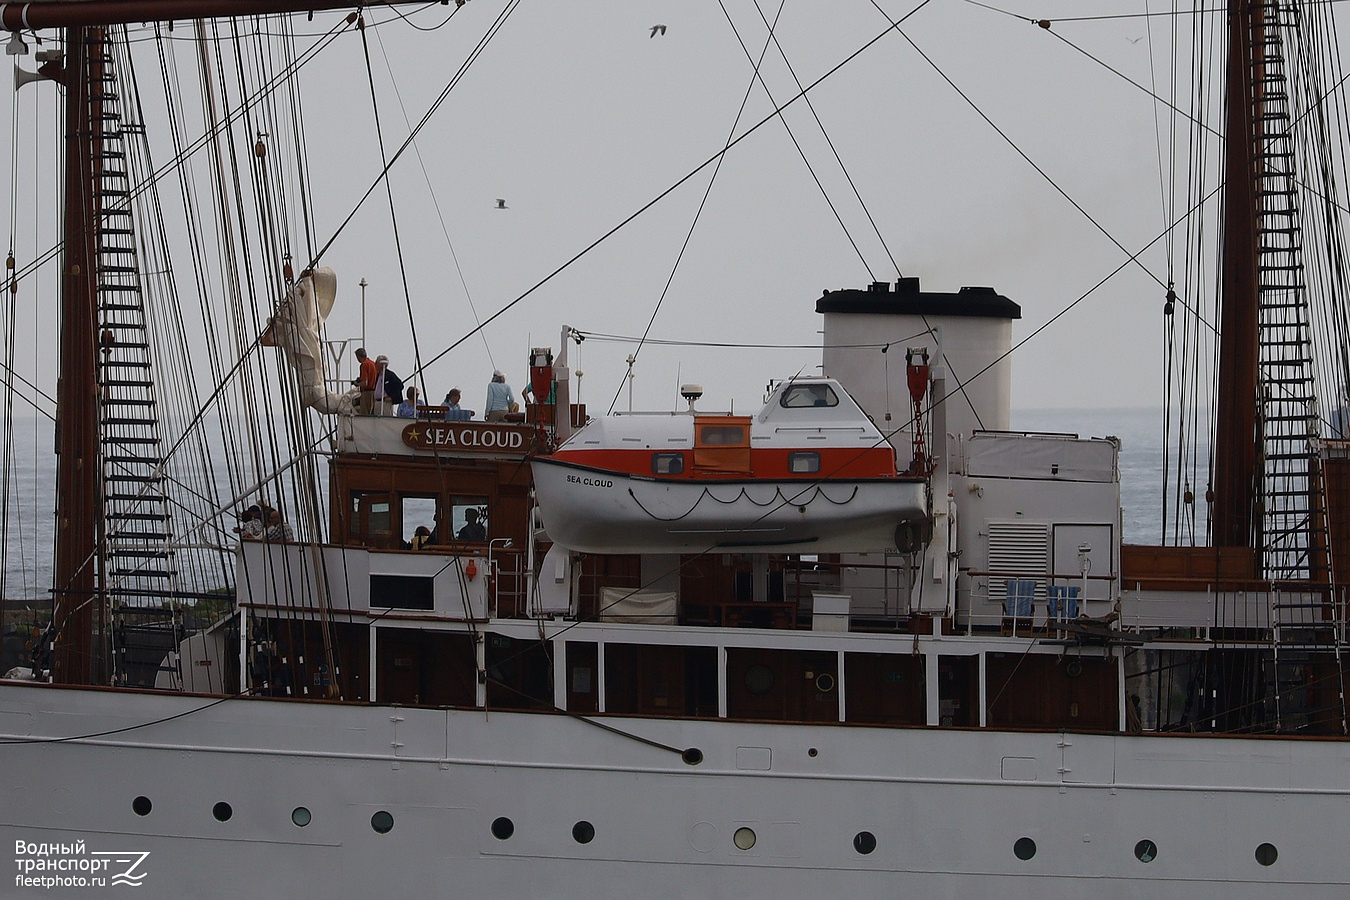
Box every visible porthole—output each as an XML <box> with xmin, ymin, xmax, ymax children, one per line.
<box><xmin>572</xmin><ymin>821</ymin><xmax>595</xmax><ymax>844</ymax></box>
<box><xmin>212</xmin><ymin>802</ymin><xmax>233</xmax><ymax>822</ymax></box>
<box><xmin>745</xmin><ymin>665</ymin><xmax>774</xmax><ymax>695</ymax></box>
<box><xmin>491</xmin><ymin>817</ymin><xmax>514</xmax><ymax>840</ymax></box>
<box><xmin>815</xmin><ymin>672</ymin><xmax>836</xmax><ymax>693</ymax></box>
<box><xmin>131</xmin><ymin>796</ymin><xmax>152</xmax><ymax>817</ymax></box>
<box><xmin>1255</xmin><ymin>843</ymin><xmax>1278</xmax><ymax>866</ymax></box>
<box><xmin>371</xmin><ymin>811</ymin><xmax>394</xmax><ymax>834</ymax></box>
<box><xmin>853</xmin><ymin>831</ymin><xmax>877</xmax><ymax>855</ymax></box>
<box><xmin>682</xmin><ymin>747</ymin><xmax>703</xmax><ymax>766</ymax></box>
<box><xmin>733</xmin><ymin>827</ymin><xmax>757</xmax><ymax>851</ymax></box>
<box><xmin>291</xmin><ymin>807</ymin><xmax>311</xmax><ymax>828</ymax></box>
<box><xmin>808</xmin><ymin>747</ymin><xmax>819</xmax><ymax>758</ymax></box>
<box><xmin>1014</xmin><ymin>837</ymin><xmax>1037</xmax><ymax>860</ymax></box>
<box><xmin>1134</xmin><ymin>839</ymin><xmax>1157</xmax><ymax>863</ymax></box>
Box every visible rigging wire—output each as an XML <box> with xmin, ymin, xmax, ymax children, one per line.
<box><xmin>602</xmin><ymin>0</ymin><xmax>790</xmax><ymax>416</ymax></box>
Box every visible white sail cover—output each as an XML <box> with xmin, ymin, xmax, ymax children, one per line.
<box><xmin>266</xmin><ymin>267</ymin><xmax>350</xmax><ymax>414</ymax></box>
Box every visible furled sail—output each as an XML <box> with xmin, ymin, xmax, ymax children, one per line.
<box><xmin>263</xmin><ymin>267</ymin><xmax>350</xmax><ymax>414</ymax></box>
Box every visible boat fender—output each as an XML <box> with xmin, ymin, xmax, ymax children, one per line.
<box><xmin>465</xmin><ymin>559</ymin><xmax>478</xmax><ymax>580</ymax></box>
<box><xmin>894</xmin><ymin>518</ymin><xmax>932</xmax><ymax>554</ymax></box>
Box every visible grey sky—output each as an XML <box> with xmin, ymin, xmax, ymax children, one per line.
<box><xmin>0</xmin><ymin>1</ymin><xmax>1301</xmax><ymax>417</ymax></box>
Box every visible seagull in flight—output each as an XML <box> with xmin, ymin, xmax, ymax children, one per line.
<box><xmin>495</xmin><ymin>199</ymin><xmax>507</xmax><ymax>209</ymax></box>
<box><xmin>650</xmin><ymin>24</ymin><xmax>667</xmax><ymax>38</ymax></box>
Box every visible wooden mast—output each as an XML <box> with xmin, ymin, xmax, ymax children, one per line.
<box><xmin>51</xmin><ymin>27</ymin><xmax>101</xmax><ymax>684</ymax></box>
<box><xmin>1213</xmin><ymin>0</ymin><xmax>1262</xmax><ymax>554</ymax></box>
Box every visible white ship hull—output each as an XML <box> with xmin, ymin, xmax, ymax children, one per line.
<box><xmin>3</xmin><ymin>680</ymin><xmax>1347</xmax><ymax>898</ymax></box>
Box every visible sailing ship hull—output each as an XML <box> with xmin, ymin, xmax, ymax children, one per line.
<box><xmin>532</xmin><ymin>458</ymin><xmax>927</xmax><ymax>555</ymax></box>
<box><xmin>1</xmin><ymin>679</ymin><xmax>1347</xmax><ymax>898</ymax></box>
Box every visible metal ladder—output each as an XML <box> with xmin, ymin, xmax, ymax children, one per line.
<box><xmin>87</xmin><ymin>33</ymin><xmax>182</xmax><ymax>688</ymax></box>
<box><xmin>1249</xmin><ymin>4</ymin><xmax>1344</xmax><ymax>731</ymax></box>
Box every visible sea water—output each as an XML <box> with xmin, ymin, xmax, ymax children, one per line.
<box><xmin>1</xmin><ymin>409</ymin><xmax>1176</xmax><ymax>599</ymax></box>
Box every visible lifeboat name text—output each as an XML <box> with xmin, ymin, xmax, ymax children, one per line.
<box><xmin>567</xmin><ymin>475</ymin><xmax>614</xmax><ymax>488</ymax></box>
<box><xmin>402</xmin><ymin>423</ymin><xmax>529</xmax><ymax>454</ymax></box>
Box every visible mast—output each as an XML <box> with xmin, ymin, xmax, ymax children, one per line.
<box><xmin>1213</xmin><ymin>0</ymin><xmax>1262</xmax><ymax>553</ymax></box>
<box><xmin>51</xmin><ymin>27</ymin><xmax>102</xmax><ymax>684</ymax></box>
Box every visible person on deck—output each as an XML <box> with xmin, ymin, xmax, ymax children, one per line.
<box><xmin>397</xmin><ymin>386</ymin><xmax>424</xmax><ymax>418</ymax></box>
<box><xmin>353</xmin><ymin>348</ymin><xmax>378</xmax><ymax>414</ymax></box>
<box><xmin>485</xmin><ymin>370</ymin><xmax>514</xmax><ymax>422</ymax></box>
<box><xmin>410</xmin><ymin>525</ymin><xmax>433</xmax><ymax>551</ymax></box>
<box><xmin>262</xmin><ymin>508</ymin><xmax>294</xmax><ymax>542</ymax></box>
<box><xmin>233</xmin><ymin>504</ymin><xmax>264</xmax><ymax>541</ymax></box>
<box><xmin>456</xmin><ymin>508</ymin><xmax>487</xmax><ymax>542</ymax></box>
<box><xmin>443</xmin><ymin>388</ymin><xmax>475</xmax><ymax>421</ymax></box>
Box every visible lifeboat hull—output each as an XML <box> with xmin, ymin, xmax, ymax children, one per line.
<box><xmin>532</xmin><ymin>457</ymin><xmax>928</xmax><ymax>554</ymax></box>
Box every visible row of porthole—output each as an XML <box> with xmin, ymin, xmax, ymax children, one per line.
<box><xmin>1013</xmin><ymin>836</ymin><xmax>1279</xmax><ymax>867</ymax></box>
<box><xmin>132</xmin><ymin>796</ymin><xmax>1280</xmax><ymax>865</ymax></box>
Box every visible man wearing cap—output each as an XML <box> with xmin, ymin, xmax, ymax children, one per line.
<box><xmin>444</xmin><ymin>388</ymin><xmax>475</xmax><ymax>421</ymax></box>
<box><xmin>485</xmin><ymin>370</ymin><xmax>514</xmax><ymax>422</ymax></box>
<box><xmin>353</xmin><ymin>348</ymin><xmax>378</xmax><ymax>415</ymax></box>
<box><xmin>375</xmin><ymin>356</ymin><xmax>404</xmax><ymax>416</ymax></box>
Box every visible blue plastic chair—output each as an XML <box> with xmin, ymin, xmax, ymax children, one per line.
<box><xmin>1048</xmin><ymin>585</ymin><xmax>1080</xmax><ymax>620</ymax></box>
<box><xmin>1003</xmin><ymin>579</ymin><xmax>1035</xmax><ymax>618</ymax></box>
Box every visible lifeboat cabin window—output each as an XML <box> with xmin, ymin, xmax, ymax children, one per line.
<box><xmin>788</xmin><ymin>452</ymin><xmax>821</xmax><ymax>474</ymax></box>
<box><xmin>652</xmin><ymin>452</ymin><xmax>685</xmax><ymax>475</ymax></box>
<box><xmin>694</xmin><ymin>416</ymin><xmax>752</xmax><ymax>475</ymax></box>
<box><xmin>781</xmin><ymin>383</ymin><xmax>838</xmax><ymax>408</ymax></box>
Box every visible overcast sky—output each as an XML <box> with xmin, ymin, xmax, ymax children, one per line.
<box><xmin>2</xmin><ymin>0</ymin><xmax>1331</xmax><ymax>419</ymax></box>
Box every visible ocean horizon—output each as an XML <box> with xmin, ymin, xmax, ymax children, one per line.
<box><xmin>1</xmin><ymin>408</ymin><xmax>1177</xmax><ymax>600</ymax></box>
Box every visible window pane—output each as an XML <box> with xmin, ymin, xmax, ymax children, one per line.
<box><xmin>652</xmin><ymin>453</ymin><xmax>684</xmax><ymax>475</ymax></box>
<box><xmin>700</xmin><ymin>426</ymin><xmax>745</xmax><ymax>446</ymax></box>
<box><xmin>450</xmin><ymin>497</ymin><xmax>489</xmax><ymax>542</ymax></box>
<box><xmin>788</xmin><ymin>452</ymin><xmax>820</xmax><ymax>474</ymax></box>
<box><xmin>781</xmin><ymin>384</ymin><xmax>838</xmax><ymax>408</ymax></box>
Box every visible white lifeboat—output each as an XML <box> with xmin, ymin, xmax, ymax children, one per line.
<box><xmin>531</xmin><ymin>378</ymin><xmax>929</xmax><ymax>554</ymax></box>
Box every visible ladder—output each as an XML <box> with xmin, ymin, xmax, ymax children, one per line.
<box><xmin>1249</xmin><ymin>4</ymin><xmax>1344</xmax><ymax>732</ymax></box>
<box><xmin>87</xmin><ymin>33</ymin><xmax>182</xmax><ymax>688</ymax></box>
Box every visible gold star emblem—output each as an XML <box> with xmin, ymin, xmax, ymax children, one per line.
<box><xmin>406</xmin><ymin>426</ymin><xmax>422</xmax><ymax>444</ymax></box>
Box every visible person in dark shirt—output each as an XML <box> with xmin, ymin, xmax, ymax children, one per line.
<box><xmin>456</xmin><ymin>508</ymin><xmax>486</xmax><ymax>542</ymax></box>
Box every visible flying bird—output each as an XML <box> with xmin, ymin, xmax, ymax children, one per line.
<box><xmin>495</xmin><ymin>199</ymin><xmax>507</xmax><ymax>209</ymax></box>
<box><xmin>650</xmin><ymin>24</ymin><xmax>667</xmax><ymax>38</ymax></box>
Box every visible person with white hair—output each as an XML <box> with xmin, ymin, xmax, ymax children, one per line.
<box><xmin>485</xmin><ymin>369</ymin><xmax>515</xmax><ymax>422</ymax></box>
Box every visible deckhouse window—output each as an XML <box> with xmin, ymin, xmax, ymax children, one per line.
<box><xmin>652</xmin><ymin>452</ymin><xmax>685</xmax><ymax>475</ymax></box>
<box><xmin>788</xmin><ymin>452</ymin><xmax>820</xmax><ymax>474</ymax></box>
<box><xmin>350</xmin><ymin>492</ymin><xmax>393</xmax><ymax>549</ymax></box>
<box><xmin>781</xmin><ymin>384</ymin><xmax>838</xmax><ymax>408</ymax></box>
<box><xmin>448</xmin><ymin>496</ymin><xmax>489</xmax><ymax>543</ymax></box>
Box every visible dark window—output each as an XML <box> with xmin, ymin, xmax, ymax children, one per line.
<box><xmin>853</xmin><ymin>832</ymin><xmax>877</xmax><ymax>855</ymax></box>
<box><xmin>1134</xmin><ymin>839</ymin><xmax>1157</xmax><ymax>863</ymax></box>
<box><xmin>371</xmin><ymin>811</ymin><xmax>394</xmax><ymax>834</ymax></box>
<box><xmin>699</xmin><ymin>425</ymin><xmax>745</xmax><ymax>446</ymax></box>
<box><xmin>1255</xmin><ymin>843</ymin><xmax>1278</xmax><ymax>866</ymax></box>
<box><xmin>788</xmin><ymin>452</ymin><xmax>820</xmax><ymax>474</ymax></box>
<box><xmin>292</xmin><ymin>807</ymin><xmax>311</xmax><ymax>827</ymax></box>
<box><xmin>370</xmin><ymin>574</ymin><xmax>434</xmax><ymax>610</ymax></box>
<box><xmin>572</xmin><ymin>821</ymin><xmax>595</xmax><ymax>844</ymax></box>
<box><xmin>213</xmin><ymin>802</ymin><xmax>233</xmax><ymax>822</ymax></box>
<box><xmin>652</xmin><ymin>452</ymin><xmax>685</xmax><ymax>475</ymax></box>
<box><xmin>132</xmin><ymin>796</ymin><xmax>152</xmax><ymax>817</ymax></box>
<box><xmin>1014</xmin><ymin>837</ymin><xmax>1037</xmax><ymax>860</ymax></box>
<box><xmin>492</xmin><ymin>817</ymin><xmax>514</xmax><ymax>840</ymax></box>
<box><xmin>781</xmin><ymin>384</ymin><xmax>839</xmax><ymax>408</ymax></box>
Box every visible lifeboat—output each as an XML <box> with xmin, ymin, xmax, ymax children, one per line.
<box><xmin>531</xmin><ymin>378</ymin><xmax>929</xmax><ymax>554</ymax></box>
